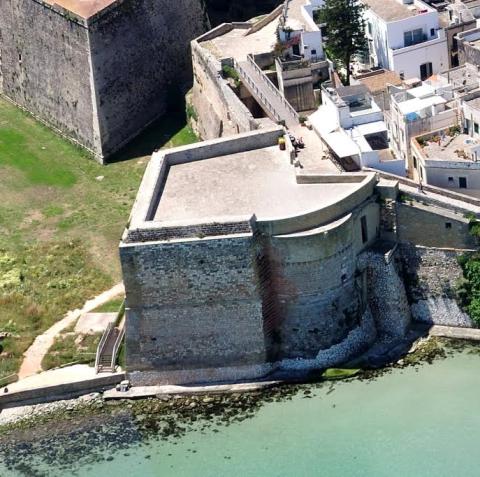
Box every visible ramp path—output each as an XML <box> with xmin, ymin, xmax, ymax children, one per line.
<box><xmin>236</xmin><ymin>56</ymin><xmax>338</xmax><ymax>174</ymax></box>
<box><xmin>18</xmin><ymin>283</ymin><xmax>125</xmax><ymax>379</ymax></box>
<box><xmin>236</xmin><ymin>56</ymin><xmax>299</xmax><ymax>128</ymax></box>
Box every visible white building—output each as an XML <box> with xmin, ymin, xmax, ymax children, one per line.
<box><xmin>410</xmin><ymin>102</ymin><xmax>480</xmax><ymax>196</ymax></box>
<box><xmin>310</xmin><ymin>82</ymin><xmax>405</xmax><ymax>174</ymax></box>
<box><xmin>386</xmin><ymin>79</ymin><xmax>458</xmax><ymax>173</ymax></box>
<box><xmin>362</xmin><ymin>0</ymin><xmax>449</xmax><ymax>80</ymax></box>
<box><xmin>279</xmin><ymin>0</ymin><xmax>326</xmax><ymax>62</ymax></box>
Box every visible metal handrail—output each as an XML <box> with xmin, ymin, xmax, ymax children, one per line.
<box><xmin>236</xmin><ymin>58</ymin><xmax>297</xmax><ymax>124</ymax></box>
<box><xmin>110</xmin><ymin>326</ymin><xmax>125</xmax><ymax>370</ymax></box>
<box><xmin>95</xmin><ymin>323</ymin><xmax>113</xmax><ymax>372</ymax></box>
<box><xmin>246</xmin><ymin>55</ymin><xmax>299</xmax><ymax>120</ymax></box>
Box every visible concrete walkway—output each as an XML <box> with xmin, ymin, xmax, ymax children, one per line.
<box><xmin>9</xmin><ymin>364</ymin><xmax>122</xmax><ymax>393</ymax></box>
<box><xmin>18</xmin><ymin>283</ymin><xmax>125</xmax><ymax>379</ymax></box>
<box><xmin>104</xmin><ymin>380</ymin><xmax>279</xmax><ymax>400</ymax></box>
<box><xmin>428</xmin><ymin>325</ymin><xmax>480</xmax><ymax>341</ymax></box>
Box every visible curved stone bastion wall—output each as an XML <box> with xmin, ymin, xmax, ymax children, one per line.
<box><xmin>256</xmin><ymin>199</ymin><xmax>380</xmax><ymax>362</ymax></box>
<box><xmin>121</xmin><ymin>167</ymin><xmax>381</xmax><ymax>385</ymax></box>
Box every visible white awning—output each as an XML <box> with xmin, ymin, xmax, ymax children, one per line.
<box><xmin>323</xmin><ymin>130</ymin><xmax>359</xmax><ymax>158</ymax></box>
<box><xmin>354</xmin><ymin>121</ymin><xmax>387</xmax><ymax>136</ymax></box>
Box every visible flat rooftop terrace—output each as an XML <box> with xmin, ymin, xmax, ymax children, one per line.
<box><xmin>284</xmin><ymin>0</ymin><xmax>316</xmax><ymax>32</ymax></box>
<box><xmin>362</xmin><ymin>0</ymin><xmax>430</xmax><ymax>22</ymax></box>
<box><xmin>154</xmin><ymin>146</ymin><xmax>359</xmax><ymax>223</ymax></box>
<box><xmin>44</xmin><ymin>0</ymin><xmax>115</xmax><ymax>18</ymax></box>
<box><xmin>201</xmin><ymin>17</ymin><xmax>278</xmax><ymax>61</ymax></box>
<box><xmin>421</xmin><ymin>133</ymin><xmax>479</xmax><ymax>162</ymax></box>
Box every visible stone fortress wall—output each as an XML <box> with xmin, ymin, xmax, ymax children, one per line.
<box><xmin>121</xmin><ymin>2</ymin><xmax>480</xmax><ymax>385</ymax></box>
<box><xmin>121</xmin><ymin>138</ymin><xmax>480</xmax><ymax>384</ymax></box>
<box><xmin>191</xmin><ymin>29</ymin><xmax>259</xmax><ymax>139</ymax></box>
<box><xmin>119</xmin><ymin>117</ymin><xmax>480</xmax><ymax>385</ymax></box>
<box><xmin>0</xmin><ymin>0</ymin><xmax>96</xmax><ymax>151</ymax></box>
<box><xmin>0</xmin><ymin>0</ymin><xmax>207</xmax><ymax>161</ymax></box>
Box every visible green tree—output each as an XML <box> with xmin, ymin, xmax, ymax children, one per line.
<box><xmin>317</xmin><ymin>0</ymin><xmax>367</xmax><ymax>85</ymax></box>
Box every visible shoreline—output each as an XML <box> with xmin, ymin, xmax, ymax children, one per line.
<box><xmin>0</xmin><ymin>336</ymin><xmax>478</xmax><ymax>475</ymax></box>
<box><xmin>0</xmin><ymin>334</ymin><xmax>471</xmax><ymax>432</ymax></box>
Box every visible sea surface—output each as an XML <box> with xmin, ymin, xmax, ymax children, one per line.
<box><xmin>2</xmin><ymin>347</ymin><xmax>480</xmax><ymax>476</ymax></box>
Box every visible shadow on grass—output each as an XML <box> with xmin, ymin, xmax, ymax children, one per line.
<box><xmin>107</xmin><ymin>109</ymin><xmax>192</xmax><ymax>164</ymax></box>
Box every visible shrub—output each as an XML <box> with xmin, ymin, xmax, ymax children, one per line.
<box><xmin>221</xmin><ymin>65</ymin><xmax>241</xmax><ymax>87</ymax></box>
<box><xmin>448</xmin><ymin>125</ymin><xmax>461</xmax><ymax>136</ymax></box>
<box><xmin>185</xmin><ymin>103</ymin><xmax>198</xmax><ymax>122</ymax></box>
<box><xmin>457</xmin><ymin>253</ymin><xmax>480</xmax><ymax>327</ymax></box>
<box><xmin>416</xmin><ymin>137</ymin><xmax>427</xmax><ymax>147</ymax></box>
<box><xmin>468</xmin><ymin>298</ymin><xmax>480</xmax><ymax>326</ymax></box>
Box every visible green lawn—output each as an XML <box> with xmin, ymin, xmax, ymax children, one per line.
<box><xmin>0</xmin><ymin>98</ymin><xmax>198</xmax><ymax>380</ymax></box>
<box><xmin>92</xmin><ymin>296</ymin><xmax>125</xmax><ymax>314</ymax></box>
<box><xmin>41</xmin><ymin>332</ymin><xmax>103</xmax><ymax>371</ymax></box>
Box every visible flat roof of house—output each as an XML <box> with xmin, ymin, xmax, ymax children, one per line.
<box><xmin>408</xmin><ymin>84</ymin><xmax>436</xmax><ymax>98</ymax></box>
<box><xmin>441</xmin><ymin>64</ymin><xmax>480</xmax><ymax>90</ymax></box>
<box><xmin>398</xmin><ymin>95</ymin><xmax>446</xmax><ymax>115</ymax></box>
<box><xmin>201</xmin><ymin>18</ymin><xmax>279</xmax><ymax>61</ymax></box>
<box><xmin>363</xmin><ymin>0</ymin><xmax>430</xmax><ymax>22</ymax></box>
<box><xmin>357</xmin><ymin>70</ymin><xmax>402</xmax><ymax>93</ymax></box>
<box><xmin>336</xmin><ymin>84</ymin><xmax>369</xmax><ymax>98</ymax></box>
<box><xmin>154</xmin><ymin>146</ymin><xmax>358</xmax><ymax>223</ymax></box>
<box><xmin>45</xmin><ymin>0</ymin><xmax>116</xmax><ymax>18</ymax></box>
<box><xmin>421</xmin><ymin>133</ymin><xmax>479</xmax><ymax>162</ymax></box>
<box><xmin>284</xmin><ymin>0</ymin><xmax>317</xmax><ymax>32</ymax></box>
<box><xmin>466</xmin><ymin>97</ymin><xmax>480</xmax><ymax>110</ymax></box>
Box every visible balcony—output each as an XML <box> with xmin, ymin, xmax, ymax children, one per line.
<box><xmin>391</xmin><ymin>29</ymin><xmax>445</xmax><ymax>53</ymax></box>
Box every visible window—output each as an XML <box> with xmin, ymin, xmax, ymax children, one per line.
<box><xmin>475</xmin><ymin>122</ymin><xmax>479</xmax><ymax>134</ymax></box>
<box><xmin>367</xmin><ymin>23</ymin><xmax>372</xmax><ymax>35</ymax></box>
<box><xmin>413</xmin><ymin>156</ymin><xmax>417</xmax><ymax>169</ymax></box>
<box><xmin>445</xmin><ymin>222</ymin><xmax>452</xmax><ymax>229</ymax></box>
<box><xmin>404</xmin><ymin>29</ymin><xmax>424</xmax><ymax>47</ymax></box>
<box><xmin>430</xmin><ymin>28</ymin><xmax>435</xmax><ymax>37</ymax></box>
<box><xmin>311</xmin><ymin>49</ymin><xmax>317</xmax><ymax>55</ymax></box>
<box><xmin>448</xmin><ymin>176</ymin><xmax>454</xmax><ymax>182</ymax></box>
<box><xmin>420</xmin><ymin>62</ymin><xmax>433</xmax><ymax>81</ymax></box>
<box><xmin>459</xmin><ymin>177</ymin><xmax>467</xmax><ymax>188</ymax></box>
<box><xmin>361</xmin><ymin>216</ymin><xmax>368</xmax><ymax>244</ymax></box>
<box><xmin>399</xmin><ymin>71</ymin><xmax>405</xmax><ymax>80</ymax></box>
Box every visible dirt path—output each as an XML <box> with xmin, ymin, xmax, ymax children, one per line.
<box><xmin>18</xmin><ymin>283</ymin><xmax>125</xmax><ymax>379</ymax></box>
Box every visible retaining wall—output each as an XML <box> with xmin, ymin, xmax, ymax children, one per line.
<box><xmin>400</xmin><ymin>244</ymin><xmax>472</xmax><ymax>327</ymax></box>
<box><xmin>191</xmin><ymin>40</ymin><xmax>258</xmax><ymax>139</ymax></box>
<box><xmin>0</xmin><ymin>373</ymin><xmax>125</xmax><ymax>408</ymax></box>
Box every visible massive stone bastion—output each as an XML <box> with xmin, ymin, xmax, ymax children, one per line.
<box><xmin>0</xmin><ymin>0</ymin><xmax>208</xmax><ymax>162</ymax></box>
<box><xmin>119</xmin><ymin>127</ymin><xmax>479</xmax><ymax>385</ymax></box>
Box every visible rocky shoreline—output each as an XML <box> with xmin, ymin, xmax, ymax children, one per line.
<box><xmin>0</xmin><ymin>336</ymin><xmax>476</xmax><ymax>475</ymax></box>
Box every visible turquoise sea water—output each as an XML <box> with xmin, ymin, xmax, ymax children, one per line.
<box><xmin>2</xmin><ymin>349</ymin><xmax>480</xmax><ymax>476</ymax></box>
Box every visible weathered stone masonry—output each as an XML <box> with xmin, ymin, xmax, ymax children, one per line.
<box><xmin>120</xmin><ymin>129</ymin><xmax>480</xmax><ymax>385</ymax></box>
<box><xmin>0</xmin><ymin>0</ymin><xmax>208</xmax><ymax>161</ymax></box>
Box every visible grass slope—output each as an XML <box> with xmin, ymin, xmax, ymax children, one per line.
<box><xmin>0</xmin><ymin>99</ymin><xmax>197</xmax><ymax>379</ymax></box>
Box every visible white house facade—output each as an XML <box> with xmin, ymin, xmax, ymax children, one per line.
<box><xmin>362</xmin><ymin>0</ymin><xmax>449</xmax><ymax>80</ymax></box>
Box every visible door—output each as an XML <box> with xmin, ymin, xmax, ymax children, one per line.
<box><xmin>459</xmin><ymin>177</ymin><xmax>467</xmax><ymax>189</ymax></box>
<box><xmin>420</xmin><ymin>62</ymin><xmax>433</xmax><ymax>80</ymax></box>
